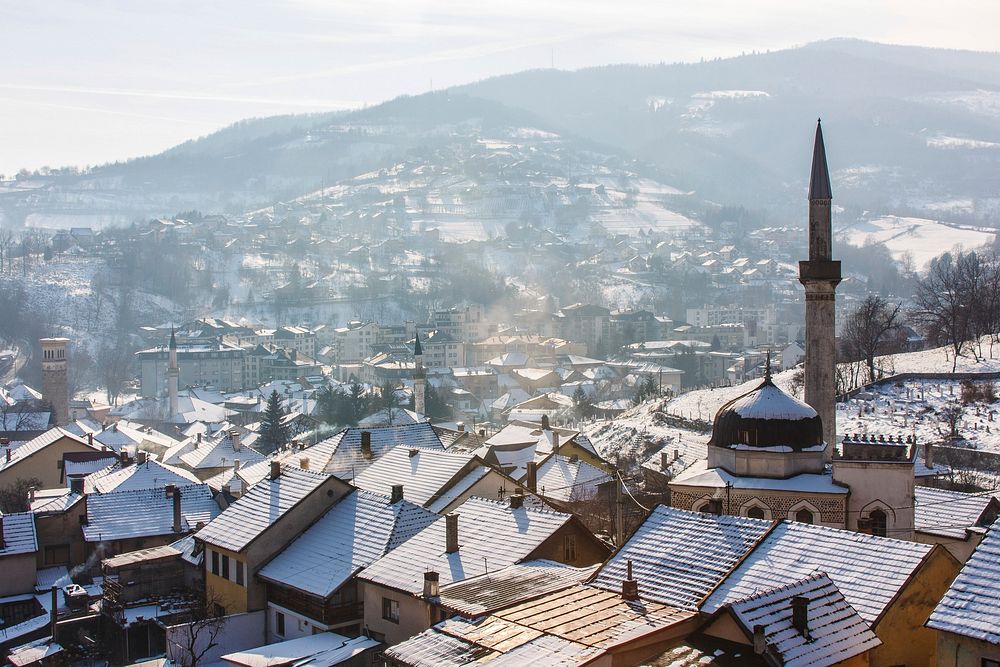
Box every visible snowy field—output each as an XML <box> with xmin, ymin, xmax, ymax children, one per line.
<box><xmin>594</xmin><ymin>200</ymin><xmax>698</xmax><ymax>236</ymax></box>
<box><xmin>838</xmin><ymin>215</ymin><xmax>995</xmax><ymax>268</ymax></box>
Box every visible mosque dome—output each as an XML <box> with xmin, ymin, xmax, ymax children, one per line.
<box><xmin>708</xmin><ymin>371</ymin><xmax>824</xmax><ymax>451</ymax></box>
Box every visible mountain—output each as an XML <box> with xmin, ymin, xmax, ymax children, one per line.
<box><xmin>4</xmin><ymin>40</ymin><xmax>1000</xmax><ymax>229</ymax></box>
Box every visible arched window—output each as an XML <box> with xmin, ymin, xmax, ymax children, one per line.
<box><xmin>795</xmin><ymin>508</ymin><xmax>814</xmax><ymax>524</ymax></box>
<box><xmin>695</xmin><ymin>502</ymin><xmax>711</xmax><ymax>513</ymax></box>
<box><xmin>747</xmin><ymin>506</ymin><xmax>766</xmax><ymax>520</ymax></box>
<box><xmin>870</xmin><ymin>509</ymin><xmax>888</xmax><ymax>537</ymax></box>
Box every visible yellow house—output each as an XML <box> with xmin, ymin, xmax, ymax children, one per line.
<box><xmin>0</xmin><ymin>427</ymin><xmax>97</xmax><ymax>491</ymax></box>
<box><xmin>194</xmin><ymin>462</ymin><xmax>352</xmax><ymax>615</ymax></box>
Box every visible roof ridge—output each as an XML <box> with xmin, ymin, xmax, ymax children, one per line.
<box><xmin>729</xmin><ymin>570</ymin><xmax>831</xmax><ymax>605</ymax></box>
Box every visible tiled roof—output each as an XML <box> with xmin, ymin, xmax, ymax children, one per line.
<box><xmin>29</xmin><ymin>489</ymin><xmax>83</xmax><ymax>515</ymax></box>
<box><xmin>302</xmin><ymin>423</ymin><xmax>443</xmax><ymax>480</ymax></box>
<box><xmin>0</xmin><ymin>512</ymin><xmax>37</xmax><ymax>556</ymax></box>
<box><xmin>424</xmin><ymin>467</ymin><xmax>494</xmax><ymax>515</ymax></box>
<box><xmin>438</xmin><ymin>560</ymin><xmax>597</xmax><ymax>617</ymax></box>
<box><xmin>590</xmin><ymin>506</ymin><xmax>772</xmax><ymax>610</ymax></box>
<box><xmin>726</xmin><ymin>572</ymin><xmax>881</xmax><ymax>667</ymax></box>
<box><xmin>535</xmin><ymin>455</ymin><xmax>611</xmax><ymax>502</ymax></box>
<box><xmin>85</xmin><ymin>459</ymin><xmax>201</xmax><ymax>494</ymax></box>
<box><xmin>914</xmin><ymin>486</ymin><xmax>997</xmax><ymax>539</ymax></box>
<box><xmin>702</xmin><ymin>521</ymin><xmax>933</xmax><ymax>623</ymax></box>
<box><xmin>359</xmin><ymin>497</ymin><xmax>572</xmax><ymax>595</ymax></box>
<box><xmin>928</xmin><ymin>522</ymin><xmax>1000</xmax><ymax>644</ymax></box>
<box><xmin>83</xmin><ymin>484</ymin><xmax>218</xmax><ymax>542</ymax></box>
<box><xmin>0</xmin><ymin>427</ymin><xmax>92</xmax><ymax>474</ymax></box>
<box><xmin>179</xmin><ymin>434</ymin><xmax>265</xmax><ymax>470</ymax></box>
<box><xmin>257</xmin><ymin>490</ymin><xmax>437</xmax><ymax>598</ymax></box>
<box><xmin>352</xmin><ymin>448</ymin><xmax>480</xmax><ymax>508</ymax></box>
<box><xmin>195</xmin><ymin>465</ymin><xmax>330</xmax><ymax>553</ymax></box>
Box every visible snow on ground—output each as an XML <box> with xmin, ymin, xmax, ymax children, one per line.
<box><xmin>838</xmin><ymin>215</ymin><xmax>995</xmax><ymax>268</ymax></box>
<box><xmin>594</xmin><ymin>200</ymin><xmax>698</xmax><ymax>236</ymax></box>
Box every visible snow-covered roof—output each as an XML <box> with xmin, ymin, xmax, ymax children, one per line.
<box><xmin>0</xmin><ymin>512</ymin><xmax>37</xmax><ymax>557</ymax></box>
<box><xmin>535</xmin><ymin>455</ymin><xmax>611</xmax><ymax>502</ymax></box>
<box><xmin>702</xmin><ymin>520</ymin><xmax>934</xmax><ymax>623</ymax></box>
<box><xmin>83</xmin><ymin>484</ymin><xmax>218</xmax><ymax>542</ymax></box>
<box><xmin>7</xmin><ymin>638</ymin><xmax>63</xmax><ymax>667</ymax></box>
<box><xmin>29</xmin><ymin>489</ymin><xmax>83</xmax><ymax>515</ymax></box>
<box><xmin>438</xmin><ymin>560</ymin><xmax>597</xmax><ymax>617</ymax></box>
<box><xmin>84</xmin><ymin>459</ymin><xmax>201</xmax><ymax>494</ymax></box>
<box><xmin>928</xmin><ymin>521</ymin><xmax>1000</xmax><ymax>644</ymax></box>
<box><xmin>221</xmin><ymin>632</ymin><xmax>379</xmax><ymax>667</ymax></box>
<box><xmin>590</xmin><ymin>506</ymin><xmax>771</xmax><ymax>610</ymax></box>
<box><xmin>64</xmin><ymin>454</ymin><xmax>120</xmax><ymax>479</ymax></box>
<box><xmin>352</xmin><ymin>447</ymin><xmax>483</xmax><ymax>508</ymax></box>
<box><xmin>725</xmin><ymin>572</ymin><xmax>881</xmax><ymax>666</ymax></box>
<box><xmin>914</xmin><ymin>486</ymin><xmax>998</xmax><ymax>539</ymax></box>
<box><xmin>195</xmin><ymin>465</ymin><xmax>330</xmax><ymax>553</ymax></box>
<box><xmin>0</xmin><ymin>427</ymin><xmax>92</xmax><ymax>474</ymax></box>
<box><xmin>729</xmin><ymin>382</ymin><xmax>817</xmax><ymax>420</ymax></box>
<box><xmin>671</xmin><ymin>459</ymin><xmax>848</xmax><ymax>494</ymax></box>
<box><xmin>359</xmin><ymin>497</ymin><xmax>573</xmax><ymax>595</ymax></box>
<box><xmin>179</xmin><ymin>433</ymin><xmax>266</xmax><ymax>470</ymax></box>
<box><xmin>258</xmin><ymin>490</ymin><xmax>436</xmax><ymax>598</ymax></box>
<box><xmin>301</xmin><ymin>422</ymin><xmax>443</xmax><ymax>480</ymax></box>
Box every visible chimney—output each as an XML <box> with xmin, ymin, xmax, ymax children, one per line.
<box><xmin>171</xmin><ymin>486</ymin><xmax>182</xmax><ymax>533</ymax></box>
<box><xmin>136</xmin><ymin>451</ymin><xmax>148</xmax><ymax>465</ymax></box>
<box><xmin>923</xmin><ymin>441</ymin><xmax>934</xmax><ymax>469</ymax></box>
<box><xmin>661</xmin><ymin>451</ymin><xmax>670</xmax><ymax>469</ymax></box>
<box><xmin>233</xmin><ymin>459</ymin><xmax>240</xmax><ymax>471</ymax></box>
<box><xmin>622</xmin><ymin>559</ymin><xmax>639</xmax><ymax>601</ymax></box>
<box><xmin>165</xmin><ymin>483</ymin><xmax>176</xmax><ymax>498</ymax></box>
<box><xmin>753</xmin><ymin>624</ymin><xmax>767</xmax><ymax>655</ymax></box>
<box><xmin>231</xmin><ymin>430</ymin><xmax>241</xmax><ymax>451</ymax></box>
<box><xmin>408</xmin><ymin>448</ymin><xmax>420</xmax><ymax>458</ymax></box>
<box><xmin>4</xmin><ymin>448</ymin><xmax>9</xmax><ymax>463</ymax></box>
<box><xmin>541</xmin><ymin>415</ymin><xmax>550</xmax><ymax>431</ymax></box>
<box><xmin>69</xmin><ymin>477</ymin><xmax>85</xmax><ymax>495</ymax></box>
<box><xmin>423</xmin><ymin>571</ymin><xmax>440</xmax><ymax>598</ymax></box>
<box><xmin>120</xmin><ymin>450</ymin><xmax>130</xmax><ymax>466</ymax></box>
<box><xmin>478</xmin><ymin>429</ymin><xmax>486</xmax><ymax>437</ymax></box>
<box><xmin>445</xmin><ymin>513</ymin><xmax>459</xmax><ymax>553</ymax></box>
<box><xmin>525</xmin><ymin>461</ymin><xmax>538</xmax><ymax>493</ymax></box>
<box><xmin>569</xmin><ymin>454</ymin><xmax>579</xmax><ymax>464</ymax></box>
<box><xmin>196</xmin><ymin>433</ymin><xmax>202</xmax><ymax>447</ymax></box>
<box><xmin>791</xmin><ymin>596</ymin><xmax>809</xmax><ymax>637</ymax></box>
<box><xmin>457</xmin><ymin>422</ymin><xmax>465</xmax><ymax>432</ymax></box>
<box><xmin>86</xmin><ymin>433</ymin><xmax>93</xmax><ymax>447</ymax></box>
<box><xmin>674</xmin><ymin>449</ymin><xmax>680</xmax><ymax>461</ymax></box>
<box><xmin>270</xmin><ymin>460</ymin><xmax>282</xmax><ymax>480</ymax></box>
<box><xmin>390</xmin><ymin>484</ymin><xmax>404</xmax><ymax>503</ymax></box>
<box><xmin>551</xmin><ymin>432</ymin><xmax>560</xmax><ymax>451</ymax></box>
<box><xmin>50</xmin><ymin>586</ymin><xmax>58</xmax><ymax>638</ymax></box>
<box><xmin>222</xmin><ymin>482</ymin><xmax>231</xmax><ymax>496</ymax></box>
<box><xmin>509</xmin><ymin>492</ymin><xmax>524</xmax><ymax>509</ymax></box>
<box><xmin>299</xmin><ymin>456</ymin><xmax>310</xmax><ymax>471</ymax></box>
<box><xmin>360</xmin><ymin>431</ymin><xmax>372</xmax><ymax>460</ymax></box>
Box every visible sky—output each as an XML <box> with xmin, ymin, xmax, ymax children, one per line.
<box><xmin>1</xmin><ymin>0</ymin><xmax>998</xmax><ymax>176</ymax></box>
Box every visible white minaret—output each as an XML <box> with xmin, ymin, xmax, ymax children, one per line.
<box><xmin>413</xmin><ymin>332</ymin><xmax>426</xmax><ymax>417</ymax></box>
<box><xmin>798</xmin><ymin>120</ymin><xmax>841</xmax><ymax>457</ymax></box>
<box><xmin>167</xmin><ymin>327</ymin><xmax>179</xmax><ymax>417</ymax></box>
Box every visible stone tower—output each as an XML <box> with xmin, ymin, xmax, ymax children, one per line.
<box><xmin>40</xmin><ymin>337</ymin><xmax>70</xmax><ymax>426</ymax></box>
<box><xmin>798</xmin><ymin>120</ymin><xmax>841</xmax><ymax>455</ymax></box>
<box><xmin>168</xmin><ymin>328</ymin><xmax>179</xmax><ymax>418</ymax></box>
<box><xmin>413</xmin><ymin>331</ymin><xmax>426</xmax><ymax>417</ymax></box>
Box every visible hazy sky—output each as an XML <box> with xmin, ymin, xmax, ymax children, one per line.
<box><xmin>1</xmin><ymin>1</ymin><xmax>998</xmax><ymax>176</ymax></box>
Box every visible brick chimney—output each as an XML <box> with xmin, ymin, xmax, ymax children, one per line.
<box><xmin>525</xmin><ymin>461</ymin><xmax>538</xmax><ymax>493</ymax></box>
<box><xmin>390</xmin><ymin>484</ymin><xmax>404</xmax><ymax>503</ymax></box>
<box><xmin>86</xmin><ymin>433</ymin><xmax>93</xmax><ymax>447</ymax></box>
<box><xmin>168</xmin><ymin>485</ymin><xmax>182</xmax><ymax>533</ymax></box>
<box><xmin>509</xmin><ymin>492</ymin><xmax>524</xmax><ymax>509</ymax></box>
<box><xmin>791</xmin><ymin>596</ymin><xmax>809</xmax><ymax>638</ymax></box>
<box><xmin>408</xmin><ymin>448</ymin><xmax>420</xmax><ymax>458</ymax></box>
<box><xmin>621</xmin><ymin>559</ymin><xmax>639</xmax><ymax>601</ymax></box>
<box><xmin>196</xmin><ymin>432</ymin><xmax>202</xmax><ymax>447</ymax></box>
<box><xmin>541</xmin><ymin>415</ymin><xmax>550</xmax><ymax>431</ymax></box>
<box><xmin>923</xmin><ymin>441</ymin><xmax>934</xmax><ymax>469</ymax></box>
<box><xmin>270</xmin><ymin>460</ymin><xmax>282</xmax><ymax>480</ymax></box>
<box><xmin>136</xmin><ymin>451</ymin><xmax>148</xmax><ymax>465</ymax></box>
<box><xmin>231</xmin><ymin>429</ymin><xmax>241</xmax><ymax>452</ymax></box>
<box><xmin>753</xmin><ymin>624</ymin><xmax>767</xmax><ymax>655</ymax></box>
<box><xmin>457</xmin><ymin>422</ymin><xmax>465</xmax><ymax>432</ymax></box>
<box><xmin>551</xmin><ymin>432</ymin><xmax>560</xmax><ymax>451</ymax></box>
<box><xmin>299</xmin><ymin>456</ymin><xmax>310</xmax><ymax>471</ymax></box>
<box><xmin>360</xmin><ymin>431</ymin><xmax>372</xmax><ymax>460</ymax></box>
<box><xmin>445</xmin><ymin>513</ymin><xmax>459</xmax><ymax>553</ymax></box>
<box><xmin>423</xmin><ymin>570</ymin><xmax>439</xmax><ymax>598</ymax></box>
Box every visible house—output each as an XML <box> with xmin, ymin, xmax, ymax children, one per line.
<box><xmin>0</xmin><ymin>512</ymin><xmax>38</xmax><ymax>596</ymax></box>
<box><xmin>256</xmin><ymin>490</ymin><xmax>437</xmax><ymax>640</ymax></box>
<box><xmin>351</xmin><ymin>447</ymin><xmax>523</xmax><ymax>515</ymax></box>
<box><xmin>83</xmin><ymin>454</ymin><xmax>201</xmax><ymax>493</ymax></box>
<box><xmin>29</xmin><ymin>488</ymin><xmax>86</xmax><ymax>570</ymax></box>
<box><xmin>0</xmin><ymin>428</ymin><xmax>97</xmax><ymax>490</ymax></box>
<box><xmin>357</xmin><ymin>496</ymin><xmax>609</xmax><ymax>645</ymax></box>
<box><xmin>194</xmin><ymin>464</ymin><xmax>352</xmax><ymax>615</ymax></box>
<box><xmin>927</xmin><ymin>522</ymin><xmax>1000</xmax><ymax>665</ymax></box>
<box><xmin>912</xmin><ymin>486</ymin><xmax>999</xmax><ymax>562</ymax></box>
<box><xmin>477</xmin><ymin>419</ymin><xmax>607</xmax><ymax>480</ymax></box>
<box><xmin>299</xmin><ymin>423</ymin><xmax>444</xmax><ymax>481</ymax></box>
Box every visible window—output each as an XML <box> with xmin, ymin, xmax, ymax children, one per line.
<box><xmin>211</xmin><ymin>550</ymin><xmax>220</xmax><ymax>576</ymax></box>
<box><xmin>564</xmin><ymin>534</ymin><xmax>577</xmax><ymax>562</ymax></box>
<box><xmin>982</xmin><ymin>659</ymin><xmax>1000</xmax><ymax>667</ymax></box>
<box><xmin>275</xmin><ymin>611</ymin><xmax>285</xmax><ymax>636</ymax></box>
<box><xmin>44</xmin><ymin>544</ymin><xmax>70</xmax><ymax>566</ymax></box>
<box><xmin>870</xmin><ymin>509</ymin><xmax>888</xmax><ymax>537</ymax></box>
<box><xmin>382</xmin><ymin>597</ymin><xmax>400</xmax><ymax>623</ymax></box>
<box><xmin>236</xmin><ymin>560</ymin><xmax>245</xmax><ymax>586</ymax></box>
<box><xmin>795</xmin><ymin>509</ymin><xmax>814</xmax><ymax>525</ymax></box>
<box><xmin>747</xmin><ymin>506</ymin><xmax>766</xmax><ymax>520</ymax></box>
<box><xmin>222</xmin><ymin>555</ymin><xmax>230</xmax><ymax>579</ymax></box>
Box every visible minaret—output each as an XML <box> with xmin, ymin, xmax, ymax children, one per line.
<box><xmin>413</xmin><ymin>331</ymin><xmax>426</xmax><ymax>417</ymax></box>
<box><xmin>798</xmin><ymin>120</ymin><xmax>841</xmax><ymax>457</ymax></box>
<box><xmin>167</xmin><ymin>327</ymin><xmax>179</xmax><ymax>418</ymax></box>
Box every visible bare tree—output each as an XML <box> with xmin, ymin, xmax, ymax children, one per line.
<box><xmin>913</xmin><ymin>252</ymin><xmax>972</xmax><ymax>372</ymax></box>
<box><xmin>841</xmin><ymin>295</ymin><xmax>902</xmax><ymax>385</ymax></box>
<box><xmin>166</xmin><ymin>595</ymin><xmax>228</xmax><ymax>667</ymax></box>
<box><xmin>0</xmin><ymin>476</ymin><xmax>42</xmax><ymax>513</ymax></box>
<box><xmin>940</xmin><ymin>403</ymin><xmax>963</xmax><ymax>440</ymax></box>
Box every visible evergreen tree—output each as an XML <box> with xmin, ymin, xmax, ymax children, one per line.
<box><xmin>259</xmin><ymin>390</ymin><xmax>289</xmax><ymax>453</ymax></box>
<box><xmin>572</xmin><ymin>385</ymin><xmax>594</xmax><ymax>420</ymax></box>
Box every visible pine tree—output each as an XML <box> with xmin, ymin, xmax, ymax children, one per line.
<box><xmin>572</xmin><ymin>385</ymin><xmax>594</xmax><ymax>420</ymax></box>
<box><xmin>259</xmin><ymin>390</ymin><xmax>289</xmax><ymax>453</ymax></box>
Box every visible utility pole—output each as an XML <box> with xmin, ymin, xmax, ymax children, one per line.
<box><xmin>613</xmin><ymin>470</ymin><xmax>624</xmax><ymax>547</ymax></box>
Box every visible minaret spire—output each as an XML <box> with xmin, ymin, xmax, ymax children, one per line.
<box><xmin>167</xmin><ymin>326</ymin><xmax>179</xmax><ymax>418</ymax></box>
<box><xmin>413</xmin><ymin>331</ymin><xmax>426</xmax><ymax>417</ymax></box>
<box><xmin>799</xmin><ymin>119</ymin><xmax>841</xmax><ymax>457</ymax></box>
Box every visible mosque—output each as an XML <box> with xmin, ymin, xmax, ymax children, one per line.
<box><xmin>668</xmin><ymin>121</ymin><xmax>918</xmax><ymax>540</ymax></box>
